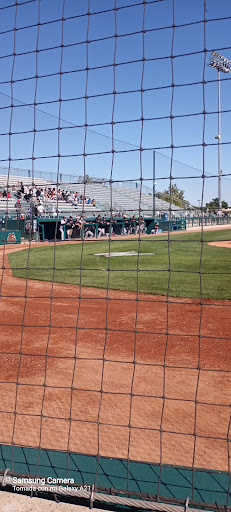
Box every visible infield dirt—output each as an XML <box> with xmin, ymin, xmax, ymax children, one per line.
<box><xmin>0</xmin><ymin>239</ymin><xmax>230</xmax><ymax>472</ymax></box>
<box><xmin>208</xmin><ymin>240</ymin><xmax>231</xmax><ymax>248</ymax></box>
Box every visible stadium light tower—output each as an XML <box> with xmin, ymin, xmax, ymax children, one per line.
<box><xmin>209</xmin><ymin>52</ymin><xmax>231</xmax><ymax>211</ymax></box>
<box><xmin>153</xmin><ymin>150</ymin><xmax>156</xmax><ymax>217</ymax></box>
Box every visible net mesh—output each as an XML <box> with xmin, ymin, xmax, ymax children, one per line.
<box><xmin>0</xmin><ymin>0</ymin><xmax>230</xmax><ymax>508</ymax></box>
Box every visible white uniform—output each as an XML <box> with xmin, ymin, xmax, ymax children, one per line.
<box><xmin>37</xmin><ymin>204</ymin><xmax>44</xmax><ymax>216</ymax></box>
<box><xmin>60</xmin><ymin>218</ymin><xmax>66</xmax><ymax>240</ymax></box>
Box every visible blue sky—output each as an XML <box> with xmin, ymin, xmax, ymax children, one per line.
<box><xmin>0</xmin><ymin>0</ymin><xmax>231</xmax><ymax>205</ymax></box>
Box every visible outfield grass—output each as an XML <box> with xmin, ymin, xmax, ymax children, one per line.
<box><xmin>8</xmin><ymin>229</ymin><xmax>231</xmax><ymax>300</ymax></box>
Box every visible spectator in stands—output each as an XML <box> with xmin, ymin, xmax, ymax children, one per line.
<box><xmin>68</xmin><ymin>191</ymin><xmax>74</xmax><ymax>203</ymax></box>
<box><xmin>33</xmin><ymin>204</ymin><xmax>38</xmax><ymax>217</ymax></box>
<box><xmin>59</xmin><ymin>216</ymin><xmax>66</xmax><ymax>241</ymax></box>
<box><xmin>15</xmin><ymin>199</ymin><xmax>21</xmax><ymax>219</ymax></box>
<box><xmin>40</xmin><ymin>189</ymin><xmax>45</xmax><ymax>202</ymax></box>
<box><xmin>37</xmin><ymin>203</ymin><xmax>44</xmax><ymax>217</ymax></box>
<box><xmin>2</xmin><ymin>190</ymin><xmax>7</xmax><ymax>198</ymax></box>
<box><xmin>15</xmin><ymin>189</ymin><xmax>22</xmax><ymax>199</ymax></box>
<box><xmin>51</xmin><ymin>206</ymin><xmax>56</xmax><ymax>218</ymax></box>
<box><xmin>74</xmin><ymin>195</ymin><xmax>78</xmax><ymax>206</ymax></box>
<box><xmin>24</xmin><ymin>189</ymin><xmax>32</xmax><ymax>202</ymax></box>
<box><xmin>15</xmin><ymin>199</ymin><xmax>21</xmax><ymax>211</ymax></box>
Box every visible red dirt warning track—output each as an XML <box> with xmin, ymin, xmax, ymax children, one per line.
<box><xmin>0</xmin><ymin>242</ymin><xmax>230</xmax><ymax>472</ymax></box>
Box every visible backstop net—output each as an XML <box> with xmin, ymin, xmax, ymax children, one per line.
<box><xmin>0</xmin><ymin>0</ymin><xmax>230</xmax><ymax>509</ymax></box>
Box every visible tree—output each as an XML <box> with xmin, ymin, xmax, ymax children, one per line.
<box><xmin>205</xmin><ymin>198</ymin><xmax>228</xmax><ymax>210</ymax></box>
<box><xmin>83</xmin><ymin>174</ymin><xmax>92</xmax><ymax>183</ymax></box>
<box><xmin>157</xmin><ymin>185</ymin><xmax>189</xmax><ymax>209</ymax></box>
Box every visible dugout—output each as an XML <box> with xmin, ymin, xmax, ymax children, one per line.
<box><xmin>147</xmin><ymin>218</ymin><xmax>186</xmax><ymax>232</ymax></box>
<box><xmin>37</xmin><ymin>218</ymin><xmax>61</xmax><ymax>241</ymax></box>
<box><xmin>0</xmin><ymin>218</ymin><xmax>40</xmax><ymax>241</ymax></box>
<box><xmin>0</xmin><ymin>217</ymin><xmax>25</xmax><ymax>234</ymax></box>
<box><xmin>34</xmin><ymin>216</ymin><xmax>186</xmax><ymax>241</ymax></box>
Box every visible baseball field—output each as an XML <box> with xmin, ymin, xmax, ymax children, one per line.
<box><xmin>0</xmin><ymin>227</ymin><xmax>231</xmax><ymax>503</ymax></box>
<box><xmin>7</xmin><ymin>228</ymin><xmax>231</xmax><ymax>299</ymax></box>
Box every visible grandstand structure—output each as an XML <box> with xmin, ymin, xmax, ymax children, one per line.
<box><xmin>0</xmin><ymin>174</ymin><xmax>181</xmax><ymax>218</ymax></box>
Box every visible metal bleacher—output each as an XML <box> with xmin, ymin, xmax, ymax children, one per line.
<box><xmin>0</xmin><ymin>175</ymin><xmax>174</xmax><ymax>217</ymax></box>
<box><xmin>61</xmin><ymin>182</ymin><xmax>174</xmax><ymax>215</ymax></box>
<box><xmin>112</xmin><ymin>186</ymin><xmax>176</xmax><ymax>213</ymax></box>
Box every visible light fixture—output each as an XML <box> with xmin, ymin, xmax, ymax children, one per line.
<box><xmin>208</xmin><ymin>52</ymin><xmax>231</xmax><ymax>211</ymax></box>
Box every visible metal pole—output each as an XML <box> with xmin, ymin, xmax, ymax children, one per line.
<box><xmin>153</xmin><ymin>150</ymin><xmax>155</xmax><ymax>219</ymax></box>
<box><xmin>217</xmin><ymin>69</ymin><xmax>222</xmax><ymax>211</ymax></box>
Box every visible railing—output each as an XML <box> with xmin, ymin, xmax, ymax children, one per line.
<box><xmin>186</xmin><ymin>215</ymin><xmax>231</xmax><ymax>227</ymax></box>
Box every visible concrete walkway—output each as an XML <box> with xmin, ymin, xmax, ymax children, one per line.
<box><xmin>0</xmin><ymin>490</ymin><xmax>102</xmax><ymax>512</ymax></box>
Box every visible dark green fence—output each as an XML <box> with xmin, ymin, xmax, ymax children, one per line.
<box><xmin>0</xmin><ymin>229</ymin><xmax>21</xmax><ymax>245</ymax></box>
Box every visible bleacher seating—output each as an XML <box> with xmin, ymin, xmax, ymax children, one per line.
<box><xmin>0</xmin><ymin>175</ymin><xmax>180</xmax><ymax>218</ymax></box>
<box><xmin>112</xmin><ymin>186</ymin><xmax>177</xmax><ymax>213</ymax></box>
<box><xmin>0</xmin><ymin>176</ymin><xmax>48</xmax><ymax>188</ymax></box>
<box><xmin>61</xmin><ymin>182</ymin><xmax>176</xmax><ymax>214</ymax></box>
